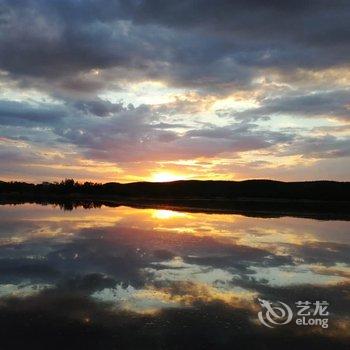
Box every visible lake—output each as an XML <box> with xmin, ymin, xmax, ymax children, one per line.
<box><xmin>0</xmin><ymin>203</ymin><xmax>349</xmax><ymax>349</ymax></box>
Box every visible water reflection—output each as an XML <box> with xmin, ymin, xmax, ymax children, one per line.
<box><xmin>0</xmin><ymin>204</ymin><xmax>349</xmax><ymax>349</ymax></box>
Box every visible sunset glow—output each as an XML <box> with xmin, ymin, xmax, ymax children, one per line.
<box><xmin>0</xmin><ymin>2</ymin><xmax>349</xmax><ymax>347</ymax></box>
<box><xmin>151</xmin><ymin>172</ymin><xmax>184</xmax><ymax>183</ymax></box>
<box><xmin>152</xmin><ymin>209</ymin><xmax>188</xmax><ymax>220</ymax></box>
<box><xmin>0</xmin><ymin>1</ymin><xmax>349</xmax><ymax>183</ymax></box>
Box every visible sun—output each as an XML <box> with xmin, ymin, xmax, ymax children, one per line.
<box><xmin>151</xmin><ymin>172</ymin><xmax>183</xmax><ymax>182</ymax></box>
<box><xmin>152</xmin><ymin>209</ymin><xmax>187</xmax><ymax>220</ymax></box>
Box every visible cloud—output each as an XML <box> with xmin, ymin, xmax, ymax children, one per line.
<box><xmin>233</xmin><ymin>90</ymin><xmax>350</xmax><ymax>121</ymax></box>
<box><xmin>0</xmin><ymin>100</ymin><xmax>67</xmax><ymax>126</ymax></box>
<box><xmin>1</xmin><ymin>0</ymin><xmax>349</xmax><ymax>94</ymax></box>
<box><xmin>0</xmin><ymin>208</ymin><xmax>349</xmax><ymax>348</ymax></box>
<box><xmin>0</xmin><ymin>97</ymin><xmax>295</xmax><ymax>163</ymax></box>
<box><xmin>0</xmin><ymin>0</ymin><xmax>349</xmax><ymax>180</ymax></box>
<box><xmin>284</xmin><ymin>134</ymin><xmax>350</xmax><ymax>159</ymax></box>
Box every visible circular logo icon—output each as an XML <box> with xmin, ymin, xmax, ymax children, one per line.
<box><xmin>258</xmin><ymin>298</ymin><xmax>293</xmax><ymax>328</ymax></box>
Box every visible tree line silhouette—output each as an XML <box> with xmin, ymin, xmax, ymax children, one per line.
<box><xmin>1</xmin><ymin>178</ymin><xmax>350</xmax><ymax>201</ymax></box>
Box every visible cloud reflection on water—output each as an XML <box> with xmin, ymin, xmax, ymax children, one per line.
<box><xmin>0</xmin><ymin>204</ymin><xmax>349</xmax><ymax>348</ymax></box>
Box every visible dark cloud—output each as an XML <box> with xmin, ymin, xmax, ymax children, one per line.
<box><xmin>1</xmin><ymin>0</ymin><xmax>349</xmax><ymax>93</ymax></box>
<box><xmin>232</xmin><ymin>90</ymin><xmax>350</xmax><ymax>121</ymax></box>
<box><xmin>0</xmin><ymin>258</ymin><xmax>60</xmax><ymax>284</ymax></box>
<box><xmin>288</xmin><ymin>241</ymin><xmax>350</xmax><ymax>266</ymax></box>
<box><xmin>0</xmin><ymin>100</ymin><xmax>67</xmax><ymax>126</ymax></box>
<box><xmin>1</xmin><ymin>290</ymin><xmax>347</xmax><ymax>350</ymax></box>
<box><xmin>120</xmin><ymin>0</ymin><xmax>350</xmax><ymax>69</ymax></box>
<box><xmin>232</xmin><ymin>276</ymin><xmax>350</xmax><ymax>317</ymax></box>
<box><xmin>72</xmin><ymin>99</ymin><xmax>124</xmax><ymax>117</ymax></box>
<box><xmin>284</xmin><ymin>135</ymin><xmax>350</xmax><ymax>159</ymax></box>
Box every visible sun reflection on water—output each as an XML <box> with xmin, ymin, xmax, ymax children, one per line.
<box><xmin>152</xmin><ymin>209</ymin><xmax>188</xmax><ymax>220</ymax></box>
<box><xmin>0</xmin><ymin>203</ymin><xmax>349</xmax><ymax>340</ymax></box>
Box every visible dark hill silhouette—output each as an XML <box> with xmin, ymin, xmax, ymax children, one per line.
<box><xmin>1</xmin><ymin>179</ymin><xmax>350</xmax><ymax>201</ymax></box>
<box><xmin>1</xmin><ymin>179</ymin><xmax>350</xmax><ymax>220</ymax></box>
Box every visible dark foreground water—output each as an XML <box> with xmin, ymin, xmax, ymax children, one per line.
<box><xmin>0</xmin><ymin>204</ymin><xmax>349</xmax><ymax>349</ymax></box>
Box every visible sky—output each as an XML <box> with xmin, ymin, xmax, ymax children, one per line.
<box><xmin>0</xmin><ymin>0</ymin><xmax>349</xmax><ymax>183</ymax></box>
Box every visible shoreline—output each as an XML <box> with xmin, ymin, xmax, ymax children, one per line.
<box><xmin>1</xmin><ymin>193</ymin><xmax>350</xmax><ymax>221</ymax></box>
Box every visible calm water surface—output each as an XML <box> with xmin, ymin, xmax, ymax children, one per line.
<box><xmin>0</xmin><ymin>204</ymin><xmax>349</xmax><ymax>349</ymax></box>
